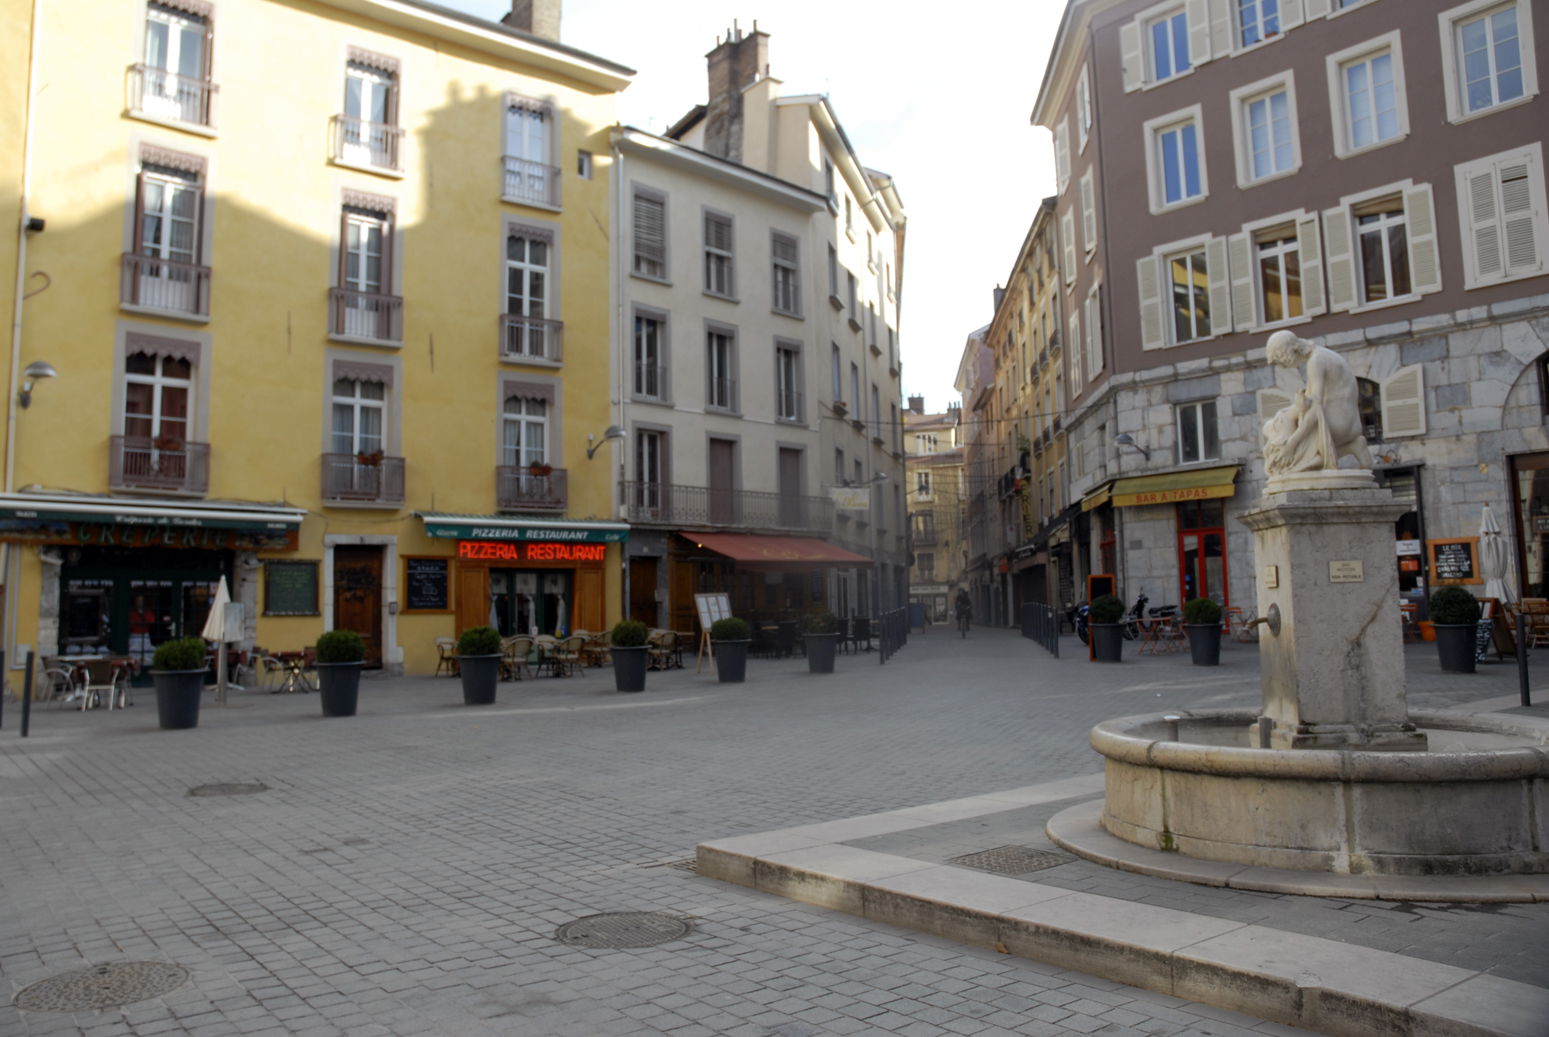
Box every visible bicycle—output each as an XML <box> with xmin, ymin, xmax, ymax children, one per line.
<box><xmin>957</xmin><ymin>610</ymin><xmax>971</xmax><ymax>637</ymax></box>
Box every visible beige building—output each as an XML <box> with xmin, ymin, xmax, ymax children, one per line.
<box><xmin>903</xmin><ymin>398</ymin><xmax>963</xmax><ymax>621</ymax></box>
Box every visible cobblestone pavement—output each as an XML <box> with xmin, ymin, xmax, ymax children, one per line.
<box><xmin>0</xmin><ymin>627</ymin><xmax>1540</xmax><ymax>1036</ymax></box>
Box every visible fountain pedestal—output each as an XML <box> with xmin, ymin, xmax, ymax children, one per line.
<box><xmin>1240</xmin><ymin>477</ymin><xmax>1426</xmax><ymax>751</ymax></box>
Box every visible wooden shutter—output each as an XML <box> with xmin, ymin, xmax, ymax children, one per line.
<box><xmin>1499</xmin><ymin>153</ymin><xmax>1543</xmax><ymax>278</ymax></box>
<box><xmin>1381</xmin><ymin>364</ymin><xmax>1427</xmax><ymax>438</ymax></box>
<box><xmin>1207</xmin><ymin>236</ymin><xmax>1232</xmax><ymax>336</ymax></box>
<box><xmin>1069</xmin><ymin>312</ymin><xmax>1083</xmax><ymax>391</ymax></box>
<box><xmin>1079</xmin><ymin>172</ymin><xmax>1096</xmax><ymax>253</ymax></box>
<box><xmin>1280</xmin><ymin>0</ymin><xmax>1305</xmax><ymax>30</ymax></box>
<box><xmin>1086</xmin><ymin>289</ymin><xmax>1103</xmax><ymax>377</ymax></box>
<box><xmin>1405</xmin><ymin>183</ymin><xmax>1441</xmax><ymax>296</ymax></box>
<box><xmin>633</xmin><ymin>193</ymin><xmax>665</xmax><ymax>274</ymax></box>
<box><xmin>1462</xmin><ymin>161</ymin><xmax>1506</xmax><ymax>283</ymax></box>
<box><xmin>1296</xmin><ymin>213</ymin><xmax>1326</xmax><ymax>316</ymax></box>
<box><xmin>1322</xmin><ymin>205</ymin><xmax>1357</xmax><ymax>312</ymax></box>
<box><xmin>1303</xmin><ymin>0</ymin><xmax>1330</xmax><ymax>18</ymax></box>
<box><xmin>1055</xmin><ymin>119</ymin><xmax>1071</xmax><ymax>193</ymax></box>
<box><xmin>1187</xmin><ymin>0</ymin><xmax>1211</xmax><ymax>65</ymax></box>
<box><xmin>1137</xmin><ymin>254</ymin><xmax>1165</xmax><ymax>351</ymax></box>
<box><xmin>1207</xmin><ymin>0</ymin><xmax>1233</xmax><ymax>57</ymax></box>
<box><xmin>1228</xmin><ymin>232</ymin><xmax>1255</xmax><ymax>332</ymax></box>
<box><xmin>1077</xmin><ymin>67</ymin><xmax>1091</xmax><ymax>150</ymax></box>
<box><xmin>1061</xmin><ymin>210</ymin><xmax>1077</xmax><ymax>285</ymax></box>
<box><xmin>1120</xmin><ymin>20</ymin><xmax>1143</xmax><ymax>92</ymax></box>
<box><xmin>1258</xmin><ymin>389</ymin><xmax>1293</xmax><ymax>428</ymax></box>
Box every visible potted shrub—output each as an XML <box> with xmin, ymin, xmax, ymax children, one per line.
<box><xmin>610</xmin><ymin>619</ymin><xmax>650</xmax><ymax>693</ymax></box>
<box><xmin>315</xmin><ymin>629</ymin><xmax>365</xmax><ymax>716</ymax></box>
<box><xmin>151</xmin><ymin>636</ymin><xmax>208</xmax><ymax>729</ymax></box>
<box><xmin>1182</xmin><ymin>597</ymin><xmax>1223</xmax><ymax>666</ymax></box>
<box><xmin>1089</xmin><ymin>594</ymin><xmax>1126</xmax><ymax>663</ymax></box>
<box><xmin>801</xmin><ymin>611</ymin><xmax>840</xmax><ymax>674</ymax></box>
<box><xmin>710</xmin><ymin>616</ymin><xmax>752</xmax><ymax>683</ymax></box>
<box><xmin>457</xmin><ymin>625</ymin><xmax>503</xmax><ymax>704</ymax></box>
<box><xmin>1429</xmin><ymin>586</ymin><xmax>1480</xmax><ymax>674</ymax></box>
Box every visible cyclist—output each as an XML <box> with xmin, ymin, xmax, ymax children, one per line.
<box><xmin>954</xmin><ymin>588</ymin><xmax>972</xmax><ymax>637</ymax></box>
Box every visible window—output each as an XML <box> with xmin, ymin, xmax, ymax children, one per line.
<box><xmin>775</xmin><ymin>344</ymin><xmax>802</xmax><ymax>423</ymax></box>
<box><xmin>772</xmin><ymin>232</ymin><xmax>801</xmax><ymax>315</ymax></box>
<box><xmin>1325</xmin><ymin>183</ymin><xmax>1440</xmax><ymax>310</ymax></box>
<box><xmin>1357</xmin><ymin>378</ymin><xmax>1383</xmax><ymax>441</ymax></box>
<box><xmin>1455</xmin><ymin>143</ymin><xmax>1547</xmax><ymax>288</ymax></box>
<box><xmin>1176</xmin><ymin>400</ymin><xmax>1220</xmax><ymax>464</ymax></box>
<box><xmin>1054</xmin><ymin>118</ymin><xmax>1071</xmax><ymax>194</ymax></box>
<box><xmin>1171</xmin><ymin>249</ymin><xmax>1210</xmax><ymax>343</ymax></box>
<box><xmin>844</xmin><ymin>195</ymin><xmax>854</xmax><ymax>237</ymax></box>
<box><xmin>136</xmin><ymin>2</ymin><xmax>213</xmax><ymax>126</ymax></box>
<box><xmin>333</xmin><ymin>201</ymin><xmax>400</xmax><ymax>342</ymax></box>
<box><xmin>1068</xmin><ymin>311</ymin><xmax>1083</xmax><ymax>396</ymax></box>
<box><xmin>1149</xmin><ymin>8</ymin><xmax>1191</xmax><ymax>82</ymax></box>
<box><xmin>828</xmin><ymin>245</ymin><xmax>841</xmax><ymax>303</ymax></box>
<box><xmin>1239</xmin><ymin>0</ymin><xmax>1279</xmax><ymax>46</ymax></box>
<box><xmin>850</xmin><ymin>363</ymin><xmax>861</xmax><ymax>420</ymax></box>
<box><xmin>831</xmin><ymin>344</ymin><xmax>842</xmax><ymax>402</ymax></box>
<box><xmin>1441</xmin><ymin>0</ymin><xmax>1538</xmax><ymax>122</ymax></box>
<box><xmin>1231</xmin><ymin>74</ymin><xmax>1298</xmax><ymax>185</ymax></box>
<box><xmin>122</xmin><ymin>351</ymin><xmax>194</xmax><ymax>488</ymax></box>
<box><xmin>576</xmin><ymin>151</ymin><xmax>593</xmax><ymax>178</ymax></box>
<box><xmin>917</xmin><ymin>470</ymin><xmax>933</xmax><ymax>498</ymax></box>
<box><xmin>631</xmin><ymin>189</ymin><xmax>667</xmax><ymax>280</ymax></box>
<box><xmin>1061</xmin><ymin>210</ymin><xmax>1077</xmax><ymax>286</ymax></box>
<box><xmin>1144</xmin><ymin>106</ymin><xmax>1206</xmax><ymax>212</ymax></box>
<box><xmin>503</xmin><ymin>98</ymin><xmax>557</xmax><ymax>206</ymax></box>
<box><xmin>846</xmin><ymin>272</ymin><xmax>859</xmax><ymax>324</ymax></box>
<box><xmin>916</xmin><ymin>552</ymin><xmax>934</xmax><ymax>575</ymax></box>
<box><xmin>634</xmin><ymin>429</ymin><xmax>665</xmax><ymax>514</ymax></box>
<box><xmin>1076</xmin><ymin>66</ymin><xmax>1093</xmax><ymax>150</ymax></box>
<box><xmin>706</xmin><ymin>326</ymin><xmax>737</xmax><ymax>411</ymax></box>
<box><xmin>126</xmin><ymin>155</ymin><xmax>207</xmax><ymax>317</ymax></box>
<box><xmin>502</xmin><ymin>395</ymin><xmax>548</xmax><ymax>468</ymax></box>
<box><xmin>703</xmin><ymin>211</ymin><xmax>734</xmax><ymax>298</ymax></box>
<box><xmin>1079</xmin><ymin>172</ymin><xmax>1096</xmax><ymax>254</ymax></box>
<box><xmin>835</xmin><ymin>448</ymin><xmax>845</xmax><ymax>484</ymax></box>
<box><xmin>633</xmin><ymin>312</ymin><xmax>666</xmax><ymax>400</ymax></box>
<box><xmin>1355</xmin><ymin>204</ymin><xmax>1411</xmax><ymax>304</ymax></box>
<box><xmin>503</xmin><ymin>226</ymin><xmax>557</xmax><ymax>361</ymax></box>
<box><xmin>823</xmin><ymin>158</ymin><xmax>836</xmax><ymax>204</ymax></box>
<box><xmin>337</xmin><ymin>54</ymin><xmax>400</xmax><ymax>170</ymax></box>
<box><xmin>328</xmin><ymin>376</ymin><xmax>390</xmax><ymax>499</ymax></box>
<box><xmin>870</xmin><ymin>384</ymin><xmax>881</xmax><ymax>439</ymax></box>
<box><xmin>1328</xmin><ymin>34</ymin><xmax>1408</xmax><ymax>157</ymax></box>
<box><xmin>1256</xmin><ymin>234</ymin><xmax>1302</xmax><ymax>323</ymax></box>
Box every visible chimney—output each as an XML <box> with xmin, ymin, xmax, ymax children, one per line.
<box><xmin>703</xmin><ymin>21</ymin><xmax>770</xmax><ymax>162</ymax></box>
<box><xmin>908</xmin><ymin>395</ymin><xmax>925</xmax><ymax>415</ymax></box>
<box><xmin>503</xmin><ymin>0</ymin><xmax>561</xmax><ymax>42</ymax></box>
<box><xmin>992</xmin><ymin>285</ymin><xmax>1006</xmax><ymax>309</ymax></box>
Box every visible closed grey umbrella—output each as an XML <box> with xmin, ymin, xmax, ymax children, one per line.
<box><xmin>1479</xmin><ymin>504</ymin><xmax>1515</xmax><ymax>604</ymax></box>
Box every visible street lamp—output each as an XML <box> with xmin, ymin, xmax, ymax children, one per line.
<box><xmin>1114</xmin><ymin>432</ymin><xmax>1150</xmax><ymax>461</ymax></box>
<box><xmin>586</xmin><ymin>424</ymin><xmax>625</xmax><ymax>459</ymax></box>
<box><xmin>17</xmin><ymin>360</ymin><xmax>57</xmax><ymax>409</ymax></box>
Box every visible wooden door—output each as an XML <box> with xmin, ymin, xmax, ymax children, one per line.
<box><xmin>630</xmin><ymin>557</ymin><xmax>659</xmax><ymax>626</ymax></box>
<box><xmin>334</xmin><ymin>546</ymin><xmax>383</xmax><ymax>666</ymax></box>
<box><xmin>671</xmin><ymin>558</ymin><xmax>696</xmax><ymax>633</ymax></box>
<box><xmin>457</xmin><ymin>563</ymin><xmax>488</xmax><ymax>636</ymax></box>
<box><xmin>708</xmin><ymin>438</ymin><xmax>736</xmax><ymax>524</ymax></box>
<box><xmin>574</xmin><ymin>566</ymin><xmax>603</xmax><ymax>632</ymax></box>
<box><xmin>778</xmin><ymin>447</ymin><xmax>803</xmax><ymax>528</ymax></box>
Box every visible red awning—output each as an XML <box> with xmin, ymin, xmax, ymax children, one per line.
<box><xmin>680</xmin><ymin>532</ymin><xmax>874</xmax><ymax>567</ymax></box>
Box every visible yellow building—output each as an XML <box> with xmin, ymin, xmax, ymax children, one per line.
<box><xmin>0</xmin><ymin>0</ymin><xmax>632</xmax><ymax>682</ymax></box>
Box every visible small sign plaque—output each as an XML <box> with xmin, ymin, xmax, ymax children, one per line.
<box><xmin>1264</xmin><ymin>565</ymin><xmax>1279</xmax><ymax>589</ymax></box>
<box><xmin>1329</xmin><ymin>560</ymin><xmax>1364</xmax><ymax>583</ymax></box>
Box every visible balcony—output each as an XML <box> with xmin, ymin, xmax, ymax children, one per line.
<box><xmin>912</xmin><ymin>528</ymin><xmax>939</xmax><ymax>547</ymax></box>
<box><xmin>322</xmin><ymin>453</ymin><xmax>405</xmax><ymax>505</ymax></box>
<box><xmin>496</xmin><ymin>466</ymin><xmax>567</xmax><ymax>512</ymax></box>
<box><xmin>633</xmin><ymin>362</ymin><xmax>669</xmax><ymax>401</ymax></box>
<box><xmin>110</xmin><ymin>435</ymin><xmax>209</xmax><ymax>495</ymax></box>
<box><xmin>121</xmin><ymin>253</ymin><xmax>211</xmax><ymax>318</ymax></box>
<box><xmin>330</xmin><ymin>114</ymin><xmax>403</xmax><ymax>172</ymax></box>
<box><xmin>127</xmin><ymin>64</ymin><xmax>216</xmax><ymax>128</ymax></box>
<box><xmin>502</xmin><ymin>155</ymin><xmax>561</xmax><ymax>208</ymax></box>
<box><xmin>330</xmin><ymin>288</ymin><xmax>403</xmax><ymax>343</ymax></box>
<box><xmin>619</xmin><ymin>481</ymin><xmax>835</xmax><ymax>535</ymax></box>
<box><xmin>500</xmin><ymin>314</ymin><xmax>563</xmax><ymax>363</ymax></box>
<box><xmin>776</xmin><ymin>389</ymin><xmax>805</xmax><ymax>424</ymax></box>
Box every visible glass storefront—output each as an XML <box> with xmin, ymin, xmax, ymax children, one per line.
<box><xmin>1176</xmin><ymin>500</ymin><xmax>1228</xmax><ymax>608</ymax></box>
<box><xmin>489</xmin><ymin>569</ymin><xmax>573</xmax><ymax>637</ymax></box>
<box><xmin>59</xmin><ymin>546</ymin><xmax>227</xmax><ymax>676</ymax></box>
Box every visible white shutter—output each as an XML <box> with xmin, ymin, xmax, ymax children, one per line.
<box><xmin>1077</xmin><ymin>67</ymin><xmax>1092</xmax><ymax>151</ymax></box>
<box><xmin>1461</xmin><ymin>161</ymin><xmax>1503</xmax><ymax>284</ymax></box>
<box><xmin>1381</xmin><ymin>364</ymin><xmax>1427</xmax><ymax>438</ymax></box>
<box><xmin>1207</xmin><ymin>0</ymin><xmax>1234</xmax><ymax>56</ymax></box>
<box><xmin>1207</xmin><ymin>236</ymin><xmax>1232</xmax><ymax>336</ymax></box>
<box><xmin>1322</xmin><ymin>205</ymin><xmax>1357</xmax><ymax>312</ymax></box>
<box><xmin>1257</xmin><ymin>389</ymin><xmax>1293</xmax><ymax>428</ymax></box>
<box><xmin>1187</xmin><ymin>0</ymin><xmax>1211</xmax><ymax>65</ymax></box>
<box><xmin>1069</xmin><ymin>312</ymin><xmax>1084</xmax><ymax>392</ymax></box>
<box><xmin>1086</xmin><ymin>289</ymin><xmax>1103</xmax><ymax>377</ymax></box>
<box><xmin>1499</xmin><ymin>156</ymin><xmax>1543</xmax><ymax>277</ymax></box>
<box><xmin>1137</xmin><ymin>254</ymin><xmax>1165</xmax><ymax>351</ymax></box>
<box><xmin>1055</xmin><ymin>119</ymin><xmax>1071</xmax><ymax>194</ymax></box>
<box><xmin>1120</xmin><ymin>20</ymin><xmax>1144</xmax><ymax>92</ymax></box>
<box><xmin>1280</xmin><ymin>0</ymin><xmax>1304</xmax><ymax>30</ymax></box>
<box><xmin>1080</xmin><ymin>172</ymin><xmax>1096</xmax><ymax>253</ymax></box>
<box><xmin>1303</xmin><ymin>0</ymin><xmax>1330</xmax><ymax>18</ymax></box>
<box><xmin>1296</xmin><ymin>213</ymin><xmax>1326</xmax><ymax>316</ymax></box>
<box><xmin>1228</xmin><ymin>232</ymin><xmax>1255</xmax><ymax>332</ymax></box>
<box><xmin>1062</xmin><ymin>210</ymin><xmax>1077</xmax><ymax>285</ymax></box>
<box><xmin>1404</xmin><ymin>183</ymin><xmax>1442</xmax><ymax>296</ymax></box>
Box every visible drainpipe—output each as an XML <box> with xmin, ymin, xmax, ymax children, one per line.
<box><xmin>612</xmin><ymin>131</ymin><xmax>629</xmax><ymax>624</ymax></box>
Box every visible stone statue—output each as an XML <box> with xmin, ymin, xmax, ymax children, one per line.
<box><xmin>1261</xmin><ymin>331</ymin><xmax>1373</xmax><ymax>475</ymax></box>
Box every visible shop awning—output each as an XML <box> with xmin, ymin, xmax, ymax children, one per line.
<box><xmin>0</xmin><ymin>492</ymin><xmax>305</xmax><ymax>531</ymax></box>
<box><xmin>418</xmin><ymin>513</ymin><xmax>630</xmax><ymax>543</ymax></box>
<box><xmin>680</xmin><ymin>531</ymin><xmax>874</xmax><ymax>566</ymax></box>
<box><xmin>1093</xmin><ymin>465</ymin><xmax>1241</xmax><ymax>510</ymax></box>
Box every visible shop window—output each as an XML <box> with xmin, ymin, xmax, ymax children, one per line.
<box><xmin>1358</xmin><ymin>377</ymin><xmax>1383</xmax><ymax>440</ymax></box>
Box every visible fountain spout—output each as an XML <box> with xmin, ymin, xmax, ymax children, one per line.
<box><xmin>1246</xmin><ymin>603</ymin><xmax>1281</xmax><ymax>636</ymax></box>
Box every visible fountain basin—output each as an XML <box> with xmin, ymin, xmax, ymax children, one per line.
<box><xmin>1091</xmin><ymin>710</ymin><xmax>1549</xmax><ymax>876</ymax></box>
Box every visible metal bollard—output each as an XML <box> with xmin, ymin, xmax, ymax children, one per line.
<box><xmin>1163</xmin><ymin>714</ymin><xmax>1182</xmax><ymax>742</ymax></box>
<box><xmin>1518</xmin><ymin>612</ymin><xmax>1531</xmax><ymax>708</ymax></box>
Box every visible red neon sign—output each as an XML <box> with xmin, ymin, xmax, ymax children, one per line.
<box><xmin>456</xmin><ymin>540</ymin><xmax>606</xmax><ymax>563</ymax></box>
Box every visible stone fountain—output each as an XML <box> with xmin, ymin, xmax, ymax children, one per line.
<box><xmin>1053</xmin><ymin>331</ymin><xmax>1549</xmax><ymax>883</ymax></box>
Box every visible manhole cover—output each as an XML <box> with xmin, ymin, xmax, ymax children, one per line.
<box><xmin>554</xmin><ymin>912</ymin><xmax>691</xmax><ymax>949</ymax></box>
<box><xmin>15</xmin><ymin>962</ymin><xmax>189</xmax><ymax>1012</ymax></box>
<box><xmin>948</xmin><ymin>845</ymin><xmax>1075</xmax><ymax>875</ymax></box>
<box><xmin>187</xmin><ymin>782</ymin><xmax>268</xmax><ymax>797</ymax></box>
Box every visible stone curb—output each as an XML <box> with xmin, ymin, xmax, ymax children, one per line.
<box><xmin>696</xmin><ymin>780</ymin><xmax>1549</xmax><ymax>1037</ymax></box>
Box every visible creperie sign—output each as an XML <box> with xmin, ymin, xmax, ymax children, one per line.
<box><xmin>456</xmin><ymin>540</ymin><xmax>606</xmax><ymax>563</ymax></box>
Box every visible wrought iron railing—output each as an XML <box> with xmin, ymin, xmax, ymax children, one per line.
<box><xmin>121</xmin><ymin>253</ymin><xmax>211</xmax><ymax>317</ymax></box>
<box><xmin>619</xmin><ymin>481</ymin><xmax>834</xmax><ymax>534</ymax></box>
<box><xmin>110</xmin><ymin>435</ymin><xmax>209</xmax><ymax>494</ymax></box>
<box><xmin>330</xmin><ymin>287</ymin><xmax>403</xmax><ymax>342</ymax></box>
<box><xmin>127</xmin><ymin>64</ymin><xmax>216</xmax><ymax>126</ymax></box>
<box><xmin>500</xmin><ymin>314</ymin><xmax>563</xmax><ymax>362</ymax></box>
<box><xmin>321</xmin><ymin>453</ymin><xmax>405</xmax><ymax>504</ymax></box>
<box><xmin>776</xmin><ymin>389</ymin><xmax>805</xmax><ymax>424</ymax></box>
<box><xmin>496</xmin><ymin>466</ymin><xmax>567</xmax><ymax>511</ymax></box>
<box><xmin>502</xmin><ymin>155</ymin><xmax>561</xmax><ymax>207</ymax></box>
<box><xmin>633</xmin><ymin>362</ymin><xmax>669</xmax><ymax>401</ymax></box>
<box><xmin>331</xmin><ymin>114</ymin><xmax>403</xmax><ymax>170</ymax></box>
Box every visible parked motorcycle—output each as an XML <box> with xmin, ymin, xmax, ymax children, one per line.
<box><xmin>1121</xmin><ymin>591</ymin><xmax>1178</xmax><ymax>640</ymax></box>
<box><xmin>1073</xmin><ymin>601</ymin><xmax>1090</xmax><ymax>645</ymax></box>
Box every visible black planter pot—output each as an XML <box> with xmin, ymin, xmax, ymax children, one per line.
<box><xmin>316</xmin><ymin>661</ymin><xmax>363</xmax><ymax>716</ymax></box>
<box><xmin>1433</xmin><ymin>623</ymin><xmax>1477</xmax><ymax>674</ymax></box>
<box><xmin>1185</xmin><ymin>623</ymin><xmax>1222</xmax><ymax>666</ymax></box>
<box><xmin>612</xmin><ymin>645</ymin><xmax>649</xmax><ymax>692</ymax></box>
<box><xmin>1090</xmin><ymin>623</ymin><xmax>1125</xmax><ymax>662</ymax></box>
<box><xmin>152</xmin><ymin>669</ymin><xmax>204</xmax><ymax>729</ymax></box>
<box><xmin>458</xmin><ymin>654</ymin><xmax>502</xmax><ymax>704</ymax></box>
<box><xmin>804</xmin><ymin>633</ymin><xmax>838</xmax><ymax>674</ymax></box>
<box><xmin>714</xmin><ymin>639</ymin><xmax>750</xmax><ymax>682</ymax></box>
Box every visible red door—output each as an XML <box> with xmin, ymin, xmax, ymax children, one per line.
<box><xmin>1176</xmin><ymin>501</ymin><xmax>1228</xmax><ymax>608</ymax></box>
<box><xmin>334</xmin><ymin>546</ymin><xmax>383</xmax><ymax>666</ymax></box>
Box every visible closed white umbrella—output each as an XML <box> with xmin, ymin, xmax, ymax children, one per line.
<box><xmin>201</xmin><ymin>577</ymin><xmax>232</xmax><ymax>704</ymax></box>
<box><xmin>1480</xmin><ymin>504</ymin><xmax>1515</xmax><ymax>604</ymax></box>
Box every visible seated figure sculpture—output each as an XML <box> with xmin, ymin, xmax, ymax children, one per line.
<box><xmin>1261</xmin><ymin>330</ymin><xmax>1373</xmax><ymax>475</ymax></box>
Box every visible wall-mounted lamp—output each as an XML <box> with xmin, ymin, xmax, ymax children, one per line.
<box><xmin>585</xmin><ymin>424</ymin><xmax>626</xmax><ymax>459</ymax></box>
<box><xmin>24</xmin><ymin>216</ymin><xmax>45</xmax><ymax>233</ymax></box>
<box><xmin>1114</xmin><ymin>432</ymin><xmax>1150</xmax><ymax>461</ymax></box>
<box><xmin>845</xmin><ymin>472</ymin><xmax>889</xmax><ymax>487</ymax></box>
<box><xmin>17</xmin><ymin>360</ymin><xmax>57</xmax><ymax>409</ymax></box>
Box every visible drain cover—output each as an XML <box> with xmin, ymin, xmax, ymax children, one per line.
<box><xmin>554</xmin><ymin>912</ymin><xmax>690</xmax><ymax>948</ymax></box>
<box><xmin>187</xmin><ymin>782</ymin><xmax>268</xmax><ymax>797</ymax></box>
<box><xmin>667</xmin><ymin>858</ymin><xmax>699</xmax><ymax>873</ymax></box>
<box><xmin>948</xmin><ymin>845</ymin><xmax>1075</xmax><ymax>875</ymax></box>
<box><xmin>15</xmin><ymin>962</ymin><xmax>189</xmax><ymax>1012</ymax></box>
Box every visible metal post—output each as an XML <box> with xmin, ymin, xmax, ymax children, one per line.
<box><xmin>21</xmin><ymin>649</ymin><xmax>33</xmax><ymax>738</ymax></box>
<box><xmin>1518</xmin><ymin>612</ymin><xmax>1531</xmax><ymax>708</ymax></box>
<box><xmin>0</xmin><ymin>648</ymin><xmax>5</xmax><ymax>729</ymax></box>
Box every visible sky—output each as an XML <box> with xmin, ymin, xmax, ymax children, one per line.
<box><xmin>448</xmin><ymin>0</ymin><xmax>1063</xmax><ymax>413</ymax></box>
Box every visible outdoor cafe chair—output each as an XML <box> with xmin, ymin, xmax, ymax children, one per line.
<box><xmin>553</xmin><ymin>635</ymin><xmax>586</xmax><ymax>677</ymax></box>
<box><xmin>434</xmin><ymin>636</ymin><xmax>459</xmax><ymax>676</ymax></box>
<box><xmin>501</xmin><ymin>636</ymin><xmax>533</xmax><ymax>681</ymax></box>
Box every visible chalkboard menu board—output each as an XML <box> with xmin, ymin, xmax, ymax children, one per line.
<box><xmin>1428</xmin><ymin>537</ymin><xmax>1480</xmax><ymax>585</ymax></box>
<box><xmin>264</xmin><ymin>560</ymin><xmax>318</xmax><ymax>615</ymax></box>
<box><xmin>404</xmin><ymin>557</ymin><xmax>450</xmax><ymax>612</ymax></box>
